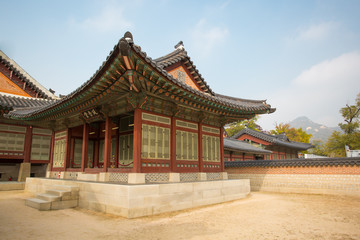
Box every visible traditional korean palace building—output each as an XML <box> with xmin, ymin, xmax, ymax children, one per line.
<box><xmin>231</xmin><ymin>128</ymin><xmax>313</xmax><ymax>160</ymax></box>
<box><xmin>0</xmin><ymin>32</ymin><xmax>275</xmax><ymax>181</ymax></box>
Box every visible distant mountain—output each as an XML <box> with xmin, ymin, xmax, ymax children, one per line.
<box><xmin>288</xmin><ymin>116</ymin><xmax>341</xmax><ymax>142</ymax></box>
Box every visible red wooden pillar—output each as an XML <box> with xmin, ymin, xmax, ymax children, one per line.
<box><xmin>49</xmin><ymin>131</ymin><xmax>55</xmax><ymax>171</ymax></box>
<box><xmin>103</xmin><ymin>117</ymin><xmax>112</xmax><ymax>172</ymax></box>
<box><xmin>81</xmin><ymin>123</ymin><xmax>89</xmax><ymax>172</ymax></box>
<box><xmin>23</xmin><ymin>126</ymin><xmax>33</xmax><ymax>163</ymax></box>
<box><xmin>132</xmin><ymin>108</ymin><xmax>142</xmax><ymax>173</ymax></box>
<box><xmin>220</xmin><ymin>127</ymin><xmax>224</xmax><ymax>172</ymax></box>
<box><xmin>170</xmin><ymin>117</ymin><xmax>176</xmax><ymax>172</ymax></box>
<box><xmin>115</xmin><ymin>129</ymin><xmax>119</xmax><ymax>168</ymax></box>
<box><xmin>50</xmin><ymin>131</ymin><xmax>55</xmax><ymax>171</ymax></box>
<box><xmin>63</xmin><ymin>128</ymin><xmax>72</xmax><ymax>170</ymax></box>
<box><xmin>198</xmin><ymin>123</ymin><xmax>203</xmax><ymax>172</ymax></box>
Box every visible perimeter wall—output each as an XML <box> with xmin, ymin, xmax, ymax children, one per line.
<box><xmin>225</xmin><ymin>157</ymin><xmax>360</xmax><ymax>197</ymax></box>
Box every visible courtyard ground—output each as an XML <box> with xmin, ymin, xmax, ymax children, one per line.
<box><xmin>0</xmin><ymin>190</ymin><xmax>359</xmax><ymax>240</ymax></box>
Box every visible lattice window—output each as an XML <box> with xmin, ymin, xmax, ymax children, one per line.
<box><xmin>145</xmin><ymin>173</ymin><xmax>169</xmax><ymax>183</ymax></box>
<box><xmin>109</xmin><ymin>173</ymin><xmax>128</xmax><ymax>182</ymax></box>
<box><xmin>53</xmin><ymin>139</ymin><xmax>66</xmax><ymax>168</ymax></box>
<box><xmin>0</xmin><ymin>132</ymin><xmax>25</xmax><ymax>151</ymax></box>
<box><xmin>176</xmin><ymin>130</ymin><xmax>198</xmax><ymax>161</ymax></box>
<box><xmin>180</xmin><ymin>173</ymin><xmax>198</xmax><ymax>182</ymax></box>
<box><xmin>0</xmin><ymin>124</ymin><xmax>26</xmax><ymax>133</ymax></box>
<box><xmin>202</xmin><ymin>135</ymin><xmax>220</xmax><ymax>162</ymax></box>
<box><xmin>176</xmin><ymin>120</ymin><xmax>198</xmax><ymax>130</ymax></box>
<box><xmin>141</xmin><ymin>124</ymin><xmax>170</xmax><ymax>160</ymax></box>
<box><xmin>118</xmin><ymin>134</ymin><xmax>133</xmax><ymax>167</ymax></box>
<box><xmin>72</xmin><ymin>139</ymin><xmax>82</xmax><ymax>167</ymax></box>
<box><xmin>30</xmin><ymin>135</ymin><xmax>51</xmax><ymax>161</ymax></box>
<box><xmin>207</xmin><ymin>172</ymin><xmax>221</xmax><ymax>180</ymax></box>
<box><xmin>32</xmin><ymin>128</ymin><xmax>52</xmax><ymax>135</ymax></box>
<box><xmin>202</xmin><ymin>126</ymin><xmax>220</xmax><ymax>134</ymax></box>
<box><xmin>99</xmin><ymin>138</ymin><xmax>116</xmax><ymax>163</ymax></box>
<box><xmin>142</xmin><ymin>112</ymin><xmax>171</xmax><ymax>125</ymax></box>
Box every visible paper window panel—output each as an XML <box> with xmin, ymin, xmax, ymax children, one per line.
<box><xmin>157</xmin><ymin>127</ymin><xmax>163</xmax><ymax>159</ymax></box>
<box><xmin>149</xmin><ymin>126</ymin><xmax>156</xmax><ymax>158</ymax></box>
<box><xmin>32</xmin><ymin>128</ymin><xmax>52</xmax><ymax>135</ymax></box>
<box><xmin>55</xmin><ymin>131</ymin><xmax>67</xmax><ymax>139</ymax></box>
<box><xmin>202</xmin><ymin>126</ymin><xmax>220</xmax><ymax>134</ymax></box>
<box><xmin>176</xmin><ymin>131</ymin><xmax>181</xmax><ymax>159</ymax></box>
<box><xmin>0</xmin><ymin>124</ymin><xmax>26</xmax><ymax>133</ymax></box>
<box><xmin>99</xmin><ymin>140</ymin><xmax>104</xmax><ymax>163</ymax></box>
<box><xmin>141</xmin><ymin>125</ymin><xmax>149</xmax><ymax>158</ymax></box>
<box><xmin>141</xmin><ymin>124</ymin><xmax>170</xmax><ymax>160</ymax></box>
<box><xmin>163</xmin><ymin>128</ymin><xmax>170</xmax><ymax>159</ymax></box>
<box><xmin>176</xmin><ymin>120</ymin><xmax>198</xmax><ymax>130</ymax></box>
<box><xmin>73</xmin><ymin>139</ymin><xmax>83</xmax><ymax>167</ymax></box>
<box><xmin>142</xmin><ymin>113</ymin><xmax>171</xmax><ymax>125</ymax></box>
<box><xmin>193</xmin><ymin>133</ymin><xmax>198</xmax><ymax>159</ymax></box>
<box><xmin>88</xmin><ymin>140</ymin><xmax>94</xmax><ymax>163</ymax></box>
<box><xmin>0</xmin><ymin>132</ymin><xmax>25</xmax><ymax>151</ymax></box>
<box><xmin>53</xmin><ymin>139</ymin><xmax>65</xmax><ymax>168</ymax></box>
<box><xmin>31</xmin><ymin>135</ymin><xmax>51</xmax><ymax>160</ymax></box>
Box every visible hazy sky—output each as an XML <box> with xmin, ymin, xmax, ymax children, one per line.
<box><xmin>1</xmin><ymin>0</ymin><xmax>359</xmax><ymax>130</ymax></box>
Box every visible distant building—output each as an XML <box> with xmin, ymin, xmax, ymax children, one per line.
<box><xmin>223</xmin><ymin>137</ymin><xmax>272</xmax><ymax>161</ymax></box>
<box><xmin>345</xmin><ymin>145</ymin><xmax>360</xmax><ymax>157</ymax></box>
<box><xmin>231</xmin><ymin>128</ymin><xmax>313</xmax><ymax>160</ymax></box>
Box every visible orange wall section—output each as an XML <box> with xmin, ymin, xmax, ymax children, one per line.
<box><xmin>0</xmin><ymin>72</ymin><xmax>31</xmax><ymax>97</ymax></box>
<box><xmin>168</xmin><ymin>66</ymin><xmax>201</xmax><ymax>91</ymax></box>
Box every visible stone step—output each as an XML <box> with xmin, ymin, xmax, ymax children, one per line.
<box><xmin>51</xmin><ymin>185</ymin><xmax>79</xmax><ymax>192</ymax></box>
<box><xmin>25</xmin><ymin>198</ymin><xmax>51</xmax><ymax>211</ymax></box>
<box><xmin>46</xmin><ymin>189</ymin><xmax>71</xmax><ymax>197</ymax></box>
<box><xmin>37</xmin><ymin>193</ymin><xmax>61</xmax><ymax>202</ymax></box>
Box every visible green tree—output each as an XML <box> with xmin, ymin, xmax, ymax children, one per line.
<box><xmin>226</xmin><ymin>115</ymin><xmax>260</xmax><ymax>137</ymax></box>
<box><xmin>309</xmin><ymin>140</ymin><xmax>328</xmax><ymax>156</ymax></box>
<box><xmin>326</xmin><ymin>93</ymin><xmax>360</xmax><ymax>157</ymax></box>
<box><xmin>270</xmin><ymin>123</ymin><xmax>312</xmax><ymax>143</ymax></box>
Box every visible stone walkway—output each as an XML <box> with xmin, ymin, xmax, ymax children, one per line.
<box><xmin>0</xmin><ymin>190</ymin><xmax>359</xmax><ymax>240</ymax></box>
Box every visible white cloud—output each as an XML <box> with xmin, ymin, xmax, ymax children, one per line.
<box><xmin>70</xmin><ymin>3</ymin><xmax>132</xmax><ymax>33</ymax></box>
<box><xmin>259</xmin><ymin>52</ymin><xmax>360</xmax><ymax>130</ymax></box>
<box><xmin>190</xmin><ymin>19</ymin><xmax>229</xmax><ymax>57</ymax></box>
<box><xmin>290</xmin><ymin>22</ymin><xmax>339</xmax><ymax>42</ymax></box>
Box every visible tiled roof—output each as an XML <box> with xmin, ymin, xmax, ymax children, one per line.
<box><xmin>5</xmin><ymin>32</ymin><xmax>275</xmax><ymax>120</ymax></box>
<box><xmin>154</xmin><ymin>42</ymin><xmax>214</xmax><ymax>95</ymax></box>
<box><xmin>232</xmin><ymin>128</ymin><xmax>313</xmax><ymax>151</ymax></box>
<box><xmin>224</xmin><ymin>138</ymin><xmax>272</xmax><ymax>154</ymax></box>
<box><xmin>0</xmin><ymin>50</ymin><xmax>58</xmax><ymax>100</ymax></box>
<box><xmin>0</xmin><ymin>93</ymin><xmax>56</xmax><ymax>116</ymax></box>
<box><xmin>225</xmin><ymin>157</ymin><xmax>360</xmax><ymax>168</ymax></box>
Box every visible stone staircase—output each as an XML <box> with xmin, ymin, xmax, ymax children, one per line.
<box><xmin>25</xmin><ymin>185</ymin><xmax>79</xmax><ymax>211</ymax></box>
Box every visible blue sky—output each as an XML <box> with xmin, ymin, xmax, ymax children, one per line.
<box><xmin>1</xmin><ymin>0</ymin><xmax>360</xmax><ymax>130</ymax></box>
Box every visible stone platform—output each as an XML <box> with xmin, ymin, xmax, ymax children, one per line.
<box><xmin>0</xmin><ymin>181</ymin><xmax>25</xmax><ymax>191</ymax></box>
<box><xmin>25</xmin><ymin>177</ymin><xmax>250</xmax><ymax>218</ymax></box>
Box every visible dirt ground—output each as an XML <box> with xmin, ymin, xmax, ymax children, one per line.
<box><xmin>0</xmin><ymin>191</ymin><xmax>359</xmax><ymax>240</ymax></box>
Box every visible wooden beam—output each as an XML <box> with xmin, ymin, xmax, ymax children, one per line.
<box><xmin>198</xmin><ymin>123</ymin><xmax>203</xmax><ymax>172</ymax></box>
<box><xmin>220</xmin><ymin>127</ymin><xmax>225</xmax><ymax>172</ymax></box>
<box><xmin>132</xmin><ymin>108</ymin><xmax>142</xmax><ymax>173</ymax></box>
<box><xmin>23</xmin><ymin>126</ymin><xmax>33</xmax><ymax>163</ymax></box>
<box><xmin>103</xmin><ymin>117</ymin><xmax>112</xmax><ymax>172</ymax></box>
<box><xmin>80</xmin><ymin>123</ymin><xmax>89</xmax><ymax>172</ymax></box>
<box><xmin>170</xmin><ymin>116</ymin><xmax>176</xmax><ymax>172</ymax></box>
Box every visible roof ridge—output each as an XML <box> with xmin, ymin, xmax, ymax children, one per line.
<box><xmin>215</xmin><ymin>93</ymin><xmax>267</xmax><ymax>104</ymax></box>
<box><xmin>0</xmin><ymin>50</ymin><xmax>58</xmax><ymax>99</ymax></box>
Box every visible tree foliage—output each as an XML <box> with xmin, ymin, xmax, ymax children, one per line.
<box><xmin>226</xmin><ymin>115</ymin><xmax>261</xmax><ymax>137</ymax></box>
<box><xmin>325</xmin><ymin>93</ymin><xmax>360</xmax><ymax>157</ymax></box>
<box><xmin>270</xmin><ymin>123</ymin><xmax>312</xmax><ymax>143</ymax></box>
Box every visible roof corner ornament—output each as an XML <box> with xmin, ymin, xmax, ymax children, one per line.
<box><xmin>174</xmin><ymin>41</ymin><xmax>184</xmax><ymax>50</ymax></box>
<box><xmin>124</xmin><ymin>31</ymin><xmax>133</xmax><ymax>42</ymax></box>
<box><xmin>119</xmin><ymin>38</ymin><xmax>131</xmax><ymax>56</ymax></box>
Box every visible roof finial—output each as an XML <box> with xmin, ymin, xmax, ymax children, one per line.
<box><xmin>124</xmin><ymin>31</ymin><xmax>133</xmax><ymax>42</ymax></box>
<box><xmin>174</xmin><ymin>41</ymin><xmax>184</xmax><ymax>50</ymax></box>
